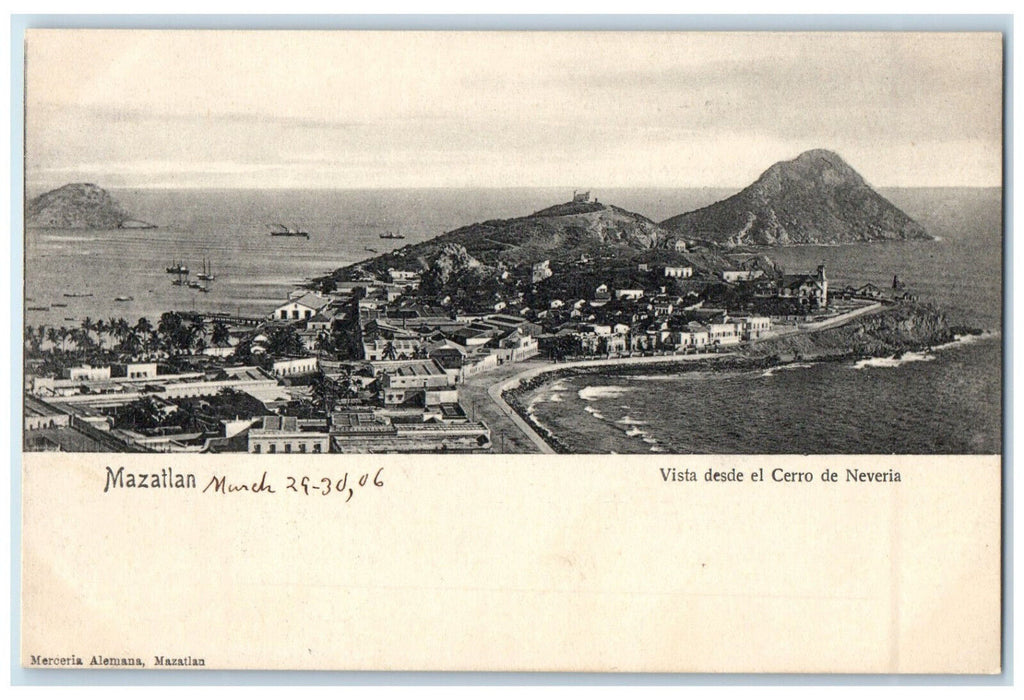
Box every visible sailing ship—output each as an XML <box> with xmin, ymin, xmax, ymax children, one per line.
<box><xmin>166</xmin><ymin>261</ymin><xmax>189</xmax><ymax>274</ymax></box>
<box><xmin>379</xmin><ymin>230</ymin><xmax>405</xmax><ymax>239</ymax></box>
<box><xmin>270</xmin><ymin>223</ymin><xmax>310</xmax><ymax>238</ymax></box>
<box><xmin>197</xmin><ymin>258</ymin><xmax>216</xmax><ymax>281</ymax></box>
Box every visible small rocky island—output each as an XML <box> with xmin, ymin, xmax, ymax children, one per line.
<box><xmin>26</xmin><ymin>183</ymin><xmax>156</xmax><ymax>229</ymax></box>
<box><xmin>661</xmin><ymin>149</ymin><xmax>932</xmax><ymax>246</ymax></box>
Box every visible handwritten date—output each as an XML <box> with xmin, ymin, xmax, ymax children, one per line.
<box><xmin>203</xmin><ymin>469</ymin><xmax>384</xmax><ymax>501</ymax></box>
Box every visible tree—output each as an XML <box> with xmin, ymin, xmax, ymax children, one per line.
<box><xmin>313</xmin><ymin>329</ymin><xmax>335</xmax><ymax>359</ymax></box>
<box><xmin>310</xmin><ymin>372</ymin><xmax>340</xmax><ymax>415</ymax></box>
<box><xmin>261</xmin><ymin>325</ymin><xmax>305</xmax><ymax>358</ymax></box>
<box><xmin>211</xmin><ymin>321</ymin><xmax>231</xmax><ymax>348</ymax></box>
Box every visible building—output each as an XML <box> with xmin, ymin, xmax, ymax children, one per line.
<box><xmin>63</xmin><ymin>365</ymin><xmax>111</xmax><ymax>381</ymax></box>
<box><xmin>272</xmin><ymin>292</ymin><xmax>331</xmax><ymax>321</ymax></box>
<box><xmin>271</xmin><ymin>357</ymin><xmax>319</xmax><ymax>378</ymax></box>
<box><xmin>673</xmin><ymin>324</ymin><xmax>710</xmax><ymax>350</ymax></box>
<box><xmin>615</xmin><ymin>289</ymin><xmax>644</xmax><ymax>301</ymax></box>
<box><xmin>305</xmin><ymin>311</ymin><xmax>335</xmax><ymax>332</ymax></box>
<box><xmin>248</xmin><ymin>415</ymin><xmax>330</xmax><ymax>454</ymax></box>
<box><xmin>494</xmin><ymin>330</ymin><xmax>540</xmax><ymax>363</ymax></box>
<box><xmin>531</xmin><ymin>259</ymin><xmax>553</xmax><ymax>284</ymax></box>
<box><xmin>706</xmin><ymin>320</ymin><xmax>745</xmax><ymax>346</ymax></box>
<box><xmin>573</xmin><ymin>190</ymin><xmax>591</xmax><ymax>203</ymax></box>
<box><xmin>855</xmin><ymin>283</ymin><xmax>883</xmax><ymax>300</ymax></box>
<box><xmin>371</xmin><ymin>359</ymin><xmax>454</xmax><ymax>406</ymax></box>
<box><xmin>113</xmin><ymin>362</ymin><xmax>158</xmax><ymax>379</ymax></box>
<box><xmin>740</xmin><ymin>316</ymin><xmax>772</xmax><ymax>340</ymax></box>
<box><xmin>722</xmin><ymin>269</ymin><xmax>764</xmax><ymax>283</ymax></box>
<box><xmin>663</xmin><ymin>266</ymin><xmax>693</xmax><ymax>279</ymax></box>
<box><xmin>362</xmin><ymin>336</ymin><xmax>422</xmax><ymax>361</ymax></box>
<box><xmin>388</xmin><ymin>269</ymin><xmax>421</xmax><ymax>284</ymax></box>
<box><xmin>778</xmin><ymin>265</ymin><xmax>828</xmax><ymax>307</ymax></box>
<box><xmin>24</xmin><ymin>396</ymin><xmax>70</xmax><ymax>432</ymax></box>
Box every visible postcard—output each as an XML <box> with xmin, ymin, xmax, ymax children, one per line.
<box><xmin>19</xmin><ymin>28</ymin><xmax>1003</xmax><ymax>673</ymax></box>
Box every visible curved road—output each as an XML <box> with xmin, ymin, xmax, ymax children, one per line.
<box><xmin>459</xmin><ymin>302</ymin><xmax>886</xmax><ymax>454</ymax></box>
<box><xmin>460</xmin><ymin>352</ymin><xmax>728</xmax><ymax>454</ymax></box>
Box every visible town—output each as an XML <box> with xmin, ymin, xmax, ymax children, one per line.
<box><xmin>24</xmin><ymin>197</ymin><xmax>914</xmax><ymax>454</ymax></box>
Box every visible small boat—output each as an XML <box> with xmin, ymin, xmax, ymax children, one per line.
<box><xmin>197</xmin><ymin>258</ymin><xmax>216</xmax><ymax>281</ymax></box>
<box><xmin>63</xmin><ymin>292</ymin><xmax>93</xmax><ymax>298</ymax></box>
<box><xmin>270</xmin><ymin>223</ymin><xmax>310</xmax><ymax>239</ymax></box>
<box><xmin>172</xmin><ymin>278</ymin><xmax>186</xmax><ymax>286</ymax></box>
<box><xmin>114</xmin><ymin>296</ymin><xmax>133</xmax><ymax>302</ymax></box>
<box><xmin>197</xmin><ymin>286</ymin><xmax>210</xmax><ymax>293</ymax></box>
<box><xmin>379</xmin><ymin>230</ymin><xmax>405</xmax><ymax>240</ymax></box>
<box><xmin>187</xmin><ymin>280</ymin><xmax>203</xmax><ymax>289</ymax></box>
<box><xmin>27</xmin><ymin>305</ymin><xmax>49</xmax><ymax>311</ymax></box>
<box><xmin>166</xmin><ymin>261</ymin><xmax>190</xmax><ymax>274</ymax></box>
<box><xmin>364</xmin><ymin>246</ymin><xmax>378</xmax><ymax>253</ymax></box>
<box><xmin>51</xmin><ymin>303</ymin><xmax>67</xmax><ymax>308</ymax></box>
<box><xmin>64</xmin><ymin>317</ymin><xmax>76</xmax><ymax>322</ymax></box>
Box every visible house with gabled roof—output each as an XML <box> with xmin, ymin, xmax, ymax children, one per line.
<box><xmin>272</xmin><ymin>292</ymin><xmax>331</xmax><ymax>322</ymax></box>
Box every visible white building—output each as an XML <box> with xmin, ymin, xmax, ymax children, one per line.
<box><xmin>272</xmin><ymin>292</ymin><xmax>330</xmax><ymax>321</ymax></box>
<box><xmin>741</xmin><ymin>316</ymin><xmax>772</xmax><ymax>340</ymax></box>
<box><xmin>722</xmin><ymin>270</ymin><xmax>764</xmax><ymax>283</ymax></box>
<box><xmin>663</xmin><ymin>266</ymin><xmax>693</xmax><ymax>279</ymax></box>
<box><xmin>248</xmin><ymin>416</ymin><xmax>330</xmax><ymax>454</ymax></box>
<box><xmin>63</xmin><ymin>365</ymin><xmax>111</xmax><ymax>381</ymax></box>
<box><xmin>272</xmin><ymin>357</ymin><xmax>320</xmax><ymax>378</ymax></box>
<box><xmin>707</xmin><ymin>321</ymin><xmax>745</xmax><ymax>346</ymax></box>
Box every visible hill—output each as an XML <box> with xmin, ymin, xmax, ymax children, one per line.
<box><xmin>660</xmin><ymin>150</ymin><xmax>932</xmax><ymax>246</ymax></box>
<box><xmin>26</xmin><ymin>183</ymin><xmax>155</xmax><ymax>229</ymax></box>
<box><xmin>334</xmin><ymin>200</ymin><xmax>698</xmax><ymax>281</ymax></box>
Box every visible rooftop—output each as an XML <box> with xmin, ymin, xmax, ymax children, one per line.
<box><xmin>369</xmin><ymin>359</ymin><xmax>446</xmax><ymax>377</ymax></box>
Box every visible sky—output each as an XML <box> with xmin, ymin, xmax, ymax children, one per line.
<box><xmin>24</xmin><ymin>30</ymin><xmax>1004</xmax><ymax>190</ymax></box>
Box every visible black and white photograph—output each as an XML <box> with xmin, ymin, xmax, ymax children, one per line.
<box><xmin>23</xmin><ymin>30</ymin><xmax>1003</xmax><ymax>456</ymax></box>
<box><xmin>16</xmin><ymin>24</ymin><xmax>1007</xmax><ymax>677</ymax></box>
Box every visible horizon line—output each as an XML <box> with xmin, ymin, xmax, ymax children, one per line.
<box><xmin>24</xmin><ymin>182</ymin><xmax>1003</xmax><ymax>193</ymax></box>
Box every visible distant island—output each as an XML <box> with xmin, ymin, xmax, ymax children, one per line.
<box><xmin>26</xmin><ymin>183</ymin><xmax>156</xmax><ymax>229</ymax></box>
<box><xmin>660</xmin><ymin>149</ymin><xmax>932</xmax><ymax>247</ymax></box>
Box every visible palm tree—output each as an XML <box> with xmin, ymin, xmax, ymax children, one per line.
<box><xmin>121</xmin><ymin>327</ymin><xmax>142</xmax><ymax>358</ymax></box>
<box><xmin>192</xmin><ymin>316</ymin><xmax>208</xmax><ymax>343</ymax></box>
<box><xmin>211</xmin><ymin>321</ymin><xmax>230</xmax><ymax>348</ymax></box>
<box><xmin>94</xmin><ymin>319</ymin><xmax>108</xmax><ymax>350</ymax></box>
<box><xmin>310</xmin><ymin>372</ymin><xmax>339</xmax><ymax>416</ymax></box>
<box><xmin>314</xmin><ymin>330</ymin><xmax>332</xmax><ymax>359</ymax></box>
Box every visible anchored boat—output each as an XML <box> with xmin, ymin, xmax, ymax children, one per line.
<box><xmin>270</xmin><ymin>223</ymin><xmax>310</xmax><ymax>239</ymax></box>
<box><xmin>196</xmin><ymin>258</ymin><xmax>216</xmax><ymax>281</ymax></box>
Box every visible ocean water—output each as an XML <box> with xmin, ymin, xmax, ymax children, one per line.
<box><xmin>526</xmin><ymin>337</ymin><xmax>1001</xmax><ymax>454</ymax></box>
<box><xmin>23</xmin><ymin>186</ymin><xmax>735</xmax><ymax>326</ymax></box>
<box><xmin>522</xmin><ymin>187</ymin><xmax>1003</xmax><ymax>455</ymax></box>
<box><xmin>23</xmin><ymin>186</ymin><xmax>1002</xmax><ymax>454</ymax></box>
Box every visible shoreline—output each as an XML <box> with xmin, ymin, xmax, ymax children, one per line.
<box><xmin>493</xmin><ymin>330</ymin><xmax>997</xmax><ymax>454</ymax></box>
